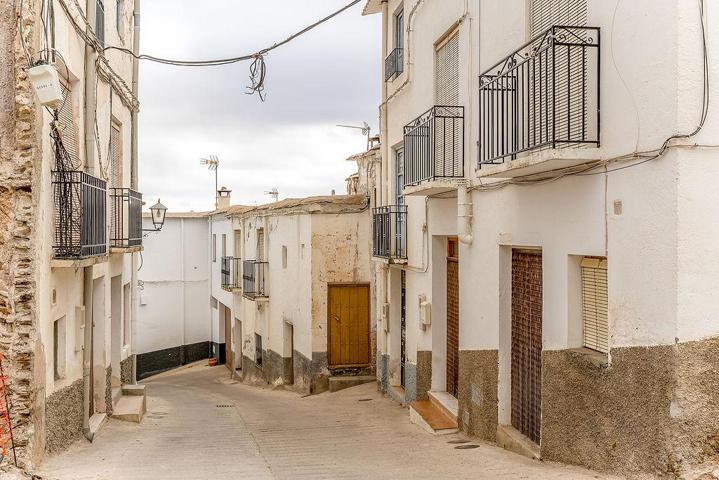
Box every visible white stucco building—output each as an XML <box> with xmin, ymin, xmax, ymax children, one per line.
<box><xmin>136</xmin><ymin>212</ymin><xmax>211</xmax><ymax>379</ymax></box>
<box><xmin>1</xmin><ymin>0</ymin><xmax>148</xmax><ymax>466</ymax></box>
<box><xmin>364</xmin><ymin>0</ymin><xmax>719</xmax><ymax>477</ymax></box>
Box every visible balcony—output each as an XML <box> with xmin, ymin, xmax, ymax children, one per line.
<box><xmin>110</xmin><ymin>188</ymin><xmax>142</xmax><ymax>252</ymax></box>
<box><xmin>385</xmin><ymin>47</ymin><xmax>404</xmax><ymax>81</ymax></box>
<box><xmin>403</xmin><ymin>106</ymin><xmax>464</xmax><ymax>195</ymax></box>
<box><xmin>243</xmin><ymin>260</ymin><xmax>268</xmax><ymax>300</ymax></box>
<box><xmin>52</xmin><ymin>170</ymin><xmax>107</xmax><ymax>265</ymax></box>
<box><xmin>221</xmin><ymin>256</ymin><xmax>242</xmax><ymax>292</ymax></box>
<box><xmin>478</xmin><ymin>26</ymin><xmax>600</xmax><ymax>178</ymax></box>
<box><xmin>372</xmin><ymin>205</ymin><xmax>407</xmax><ymax>263</ymax></box>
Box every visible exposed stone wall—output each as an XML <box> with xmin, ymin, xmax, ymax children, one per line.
<box><xmin>458</xmin><ymin>350</ymin><xmax>498</xmax><ymax>442</ymax></box>
<box><xmin>0</xmin><ymin>0</ymin><xmax>43</xmax><ymax>467</ymax></box>
<box><xmin>45</xmin><ymin>379</ymin><xmax>83</xmax><ymax>454</ymax></box>
<box><xmin>120</xmin><ymin>356</ymin><xmax>133</xmax><ymax>385</ymax></box>
<box><xmin>104</xmin><ymin>367</ymin><xmax>113</xmax><ymax>415</ymax></box>
<box><xmin>378</xmin><ymin>353</ymin><xmax>388</xmax><ymax>393</ymax></box>
<box><xmin>542</xmin><ymin>345</ymin><xmax>679</xmax><ymax>477</ymax></box>
<box><xmin>416</xmin><ymin>351</ymin><xmax>432</xmax><ymax>401</ymax></box>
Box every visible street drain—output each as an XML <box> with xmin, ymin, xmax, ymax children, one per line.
<box><xmin>216</xmin><ymin>404</ymin><xmax>234</xmax><ymax>408</ymax></box>
<box><xmin>448</xmin><ymin>439</ymin><xmax>469</xmax><ymax>444</ymax></box>
<box><xmin>454</xmin><ymin>444</ymin><xmax>480</xmax><ymax>450</ymax></box>
<box><xmin>357</xmin><ymin>398</ymin><xmax>372</xmax><ymax>402</ymax></box>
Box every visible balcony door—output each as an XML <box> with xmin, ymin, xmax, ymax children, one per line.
<box><xmin>395</xmin><ymin>149</ymin><xmax>405</xmax><ymax>257</ymax></box>
<box><xmin>435</xmin><ymin>30</ymin><xmax>459</xmax><ymax>106</ymax></box>
<box><xmin>529</xmin><ymin>0</ymin><xmax>587</xmax><ymax>37</ymax></box>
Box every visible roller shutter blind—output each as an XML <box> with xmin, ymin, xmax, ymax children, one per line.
<box><xmin>109</xmin><ymin>123</ymin><xmax>122</xmax><ymax>188</ymax></box>
<box><xmin>581</xmin><ymin>257</ymin><xmax>608</xmax><ymax>354</ymax></box>
<box><xmin>435</xmin><ymin>31</ymin><xmax>459</xmax><ymax>105</ymax></box>
<box><xmin>530</xmin><ymin>0</ymin><xmax>587</xmax><ymax>37</ymax></box>
<box><xmin>58</xmin><ymin>83</ymin><xmax>80</xmax><ymax>168</ymax></box>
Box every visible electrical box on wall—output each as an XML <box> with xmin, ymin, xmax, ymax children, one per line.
<box><xmin>419</xmin><ymin>295</ymin><xmax>431</xmax><ymax>330</ymax></box>
<box><xmin>28</xmin><ymin>63</ymin><xmax>63</xmax><ymax>108</ymax></box>
<box><xmin>74</xmin><ymin>305</ymin><xmax>85</xmax><ymax>352</ymax></box>
<box><xmin>382</xmin><ymin>303</ymin><xmax>390</xmax><ymax>332</ymax></box>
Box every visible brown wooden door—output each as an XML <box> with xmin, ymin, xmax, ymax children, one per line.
<box><xmin>511</xmin><ymin>250</ymin><xmax>543</xmax><ymax>444</ymax></box>
<box><xmin>446</xmin><ymin>238</ymin><xmax>459</xmax><ymax>397</ymax></box>
<box><xmin>224</xmin><ymin>306</ymin><xmax>233</xmax><ymax>372</ymax></box>
<box><xmin>328</xmin><ymin>284</ymin><xmax>371</xmax><ymax>368</ymax></box>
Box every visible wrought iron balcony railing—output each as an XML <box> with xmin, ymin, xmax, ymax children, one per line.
<box><xmin>385</xmin><ymin>47</ymin><xmax>404</xmax><ymax>81</ymax></box>
<box><xmin>403</xmin><ymin>106</ymin><xmax>465</xmax><ymax>187</ymax></box>
<box><xmin>110</xmin><ymin>188</ymin><xmax>142</xmax><ymax>249</ymax></box>
<box><xmin>243</xmin><ymin>260</ymin><xmax>268</xmax><ymax>300</ymax></box>
<box><xmin>479</xmin><ymin>26</ymin><xmax>600</xmax><ymax>166</ymax></box>
<box><xmin>221</xmin><ymin>256</ymin><xmax>242</xmax><ymax>290</ymax></box>
<box><xmin>52</xmin><ymin>170</ymin><xmax>107</xmax><ymax>259</ymax></box>
<box><xmin>372</xmin><ymin>205</ymin><xmax>407</xmax><ymax>261</ymax></box>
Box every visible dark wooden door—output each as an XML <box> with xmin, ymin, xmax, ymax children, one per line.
<box><xmin>224</xmin><ymin>306</ymin><xmax>232</xmax><ymax>372</ymax></box>
<box><xmin>328</xmin><ymin>284</ymin><xmax>371</xmax><ymax>368</ymax></box>
<box><xmin>511</xmin><ymin>250</ymin><xmax>543</xmax><ymax>444</ymax></box>
<box><xmin>446</xmin><ymin>238</ymin><xmax>459</xmax><ymax>397</ymax></box>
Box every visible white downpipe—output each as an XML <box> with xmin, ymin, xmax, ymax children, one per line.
<box><xmin>458</xmin><ymin>184</ymin><xmax>473</xmax><ymax>245</ymax></box>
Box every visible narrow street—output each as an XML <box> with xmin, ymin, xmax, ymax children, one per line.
<box><xmin>38</xmin><ymin>364</ymin><xmax>612</xmax><ymax>480</ymax></box>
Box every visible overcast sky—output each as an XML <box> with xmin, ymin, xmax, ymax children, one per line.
<box><xmin>137</xmin><ymin>1</ymin><xmax>380</xmax><ymax>212</ymax></box>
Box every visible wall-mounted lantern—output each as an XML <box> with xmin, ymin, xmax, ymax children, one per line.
<box><xmin>143</xmin><ymin>198</ymin><xmax>168</xmax><ymax>232</ymax></box>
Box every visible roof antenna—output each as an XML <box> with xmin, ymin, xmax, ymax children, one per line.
<box><xmin>265</xmin><ymin>188</ymin><xmax>279</xmax><ymax>202</ymax></box>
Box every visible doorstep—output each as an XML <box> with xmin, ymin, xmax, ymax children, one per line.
<box><xmin>428</xmin><ymin>390</ymin><xmax>458</xmax><ymax>422</ymax></box>
<box><xmin>409</xmin><ymin>400</ymin><xmax>458</xmax><ymax>435</ymax></box>
<box><xmin>328</xmin><ymin>375</ymin><xmax>375</xmax><ymax>393</ymax></box>
<box><xmin>496</xmin><ymin>424</ymin><xmax>540</xmax><ymax>460</ymax></box>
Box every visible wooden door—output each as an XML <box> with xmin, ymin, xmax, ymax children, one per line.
<box><xmin>446</xmin><ymin>238</ymin><xmax>460</xmax><ymax>397</ymax></box>
<box><xmin>224</xmin><ymin>306</ymin><xmax>232</xmax><ymax>372</ymax></box>
<box><xmin>328</xmin><ymin>284</ymin><xmax>371</xmax><ymax>368</ymax></box>
<box><xmin>511</xmin><ymin>250</ymin><xmax>543</xmax><ymax>444</ymax></box>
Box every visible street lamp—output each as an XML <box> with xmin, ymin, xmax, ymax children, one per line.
<box><xmin>143</xmin><ymin>198</ymin><xmax>168</xmax><ymax>232</ymax></box>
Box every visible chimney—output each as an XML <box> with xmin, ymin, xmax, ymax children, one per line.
<box><xmin>217</xmin><ymin>186</ymin><xmax>231</xmax><ymax>209</ymax></box>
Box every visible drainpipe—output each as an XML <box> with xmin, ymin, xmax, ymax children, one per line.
<box><xmin>130</xmin><ymin>0</ymin><xmax>140</xmax><ymax>384</ymax></box>
<box><xmin>82</xmin><ymin>0</ymin><xmax>98</xmax><ymax>441</ymax></box>
<box><xmin>457</xmin><ymin>183</ymin><xmax>473</xmax><ymax>245</ymax></box>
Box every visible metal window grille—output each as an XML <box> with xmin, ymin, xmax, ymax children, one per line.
<box><xmin>372</xmin><ymin>205</ymin><xmax>407</xmax><ymax>260</ymax></box>
<box><xmin>221</xmin><ymin>256</ymin><xmax>241</xmax><ymax>290</ymax></box>
<box><xmin>581</xmin><ymin>257</ymin><xmax>608</xmax><ymax>353</ymax></box>
<box><xmin>52</xmin><ymin>170</ymin><xmax>107</xmax><ymax>259</ymax></box>
<box><xmin>404</xmin><ymin>106</ymin><xmax>464</xmax><ymax>186</ymax></box>
<box><xmin>478</xmin><ymin>25</ymin><xmax>600</xmax><ymax>166</ymax></box>
<box><xmin>109</xmin><ymin>188</ymin><xmax>141</xmax><ymax>248</ymax></box>
<box><xmin>243</xmin><ymin>260</ymin><xmax>268</xmax><ymax>299</ymax></box>
<box><xmin>385</xmin><ymin>47</ymin><xmax>404</xmax><ymax>81</ymax></box>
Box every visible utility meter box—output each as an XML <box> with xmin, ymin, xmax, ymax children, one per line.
<box><xmin>419</xmin><ymin>295</ymin><xmax>431</xmax><ymax>329</ymax></box>
<box><xmin>382</xmin><ymin>303</ymin><xmax>390</xmax><ymax>332</ymax></box>
<box><xmin>28</xmin><ymin>64</ymin><xmax>63</xmax><ymax>108</ymax></box>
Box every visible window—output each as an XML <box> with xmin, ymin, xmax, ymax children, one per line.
<box><xmin>256</xmin><ymin>228</ymin><xmax>265</xmax><ymax>261</ymax></box>
<box><xmin>109</xmin><ymin>122</ymin><xmax>122</xmax><ymax>188</ymax></box>
<box><xmin>255</xmin><ymin>334</ymin><xmax>263</xmax><ymax>367</ymax></box>
<box><xmin>581</xmin><ymin>257</ymin><xmax>608</xmax><ymax>354</ymax></box>
<box><xmin>222</xmin><ymin>234</ymin><xmax>227</xmax><ymax>258</ymax></box>
<box><xmin>435</xmin><ymin>30</ymin><xmax>459</xmax><ymax>105</ymax></box>
<box><xmin>95</xmin><ymin>0</ymin><xmax>105</xmax><ymax>47</ymax></box>
<box><xmin>282</xmin><ymin>245</ymin><xmax>288</xmax><ymax>269</ymax></box>
<box><xmin>394</xmin><ymin>9</ymin><xmax>404</xmax><ymax>49</ymax></box>
<box><xmin>212</xmin><ymin>234</ymin><xmax>217</xmax><ymax>262</ymax></box>
<box><xmin>53</xmin><ymin>316</ymin><xmax>66</xmax><ymax>380</ymax></box>
<box><xmin>233</xmin><ymin>230</ymin><xmax>242</xmax><ymax>257</ymax></box>
<box><xmin>116</xmin><ymin>0</ymin><xmax>124</xmax><ymax>37</ymax></box>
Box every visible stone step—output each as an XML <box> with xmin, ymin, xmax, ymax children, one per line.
<box><xmin>111</xmin><ymin>386</ymin><xmax>123</xmax><ymax>406</ymax></box>
<box><xmin>409</xmin><ymin>400</ymin><xmax>458</xmax><ymax>435</ymax></box>
<box><xmin>428</xmin><ymin>391</ymin><xmax>458</xmax><ymax>422</ymax></box>
<box><xmin>112</xmin><ymin>395</ymin><xmax>146</xmax><ymax>423</ymax></box>
<box><xmin>328</xmin><ymin>375</ymin><xmax>375</xmax><ymax>393</ymax></box>
<box><xmin>122</xmin><ymin>384</ymin><xmax>146</xmax><ymax>397</ymax></box>
<box><xmin>87</xmin><ymin>413</ymin><xmax>107</xmax><ymax>441</ymax></box>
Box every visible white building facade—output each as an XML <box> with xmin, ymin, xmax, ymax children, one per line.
<box><xmin>365</xmin><ymin>0</ymin><xmax>719</xmax><ymax>477</ymax></box>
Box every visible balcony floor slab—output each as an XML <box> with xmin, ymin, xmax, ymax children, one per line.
<box><xmin>404</xmin><ymin>179</ymin><xmax>462</xmax><ymax>197</ymax></box>
<box><xmin>51</xmin><ymin>255</ymin><xmax>109</xmax><ymax>269</ymax></box>
<box><xmin>110</xmin><ymin>246</ymin><xmax>144</xmax><ymax>254</ymax></box>
<box><xmin>475</xmin><ymin>148</ymin><xmax>601</xmax><ymax>179</ymax></box>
